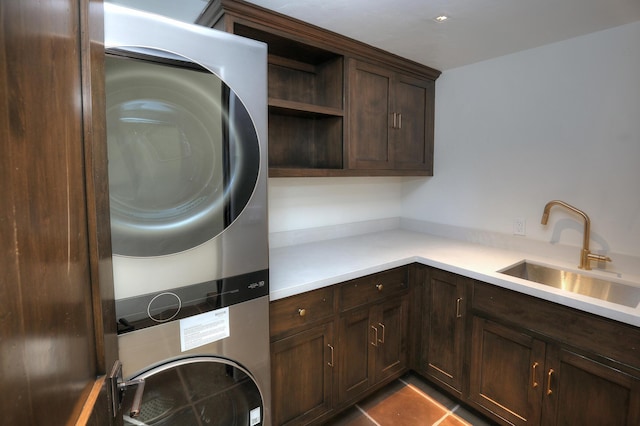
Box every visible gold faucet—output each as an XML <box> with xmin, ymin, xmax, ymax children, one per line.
<box><xmin>541</xmin><ymin>200</ymin><xmax>612</xmax><ymax>270</ymax></box>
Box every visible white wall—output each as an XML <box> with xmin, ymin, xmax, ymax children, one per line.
<box><xmin>268</xmin><ymin>21</ymin><xmax>640</xmax><ymax>257</ymax></box>
<box><xmin>268</xmin><ymin>177</ymin><xmax>403</xmax><ymax>233</ymax></box>
<box><xmin>403</xmin><ymin>20</ymin><xmax>640</xmax><ymax>257</ymax></box>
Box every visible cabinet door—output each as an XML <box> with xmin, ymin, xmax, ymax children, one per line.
<box><xmin>271</xmin><ymin>322</ymin><xmax>335</xmax><ymax>426</ymax></box>
<box><xmin>348</xmin><ymin>59</ymin><xmax>392</xmax><ymax>170</ymax></box>
<box><xmin>374</xmin><ymin>296</ymin><xmax>410</xmax><ymax>383</ymax></box>
<box><xmin>338</xmin><ymin>306</ymin><xmax>375</xmax><ymax>403</ymax></box>
<box><xmin>2</xmin><ymin>0</ymin><xmax>117</xmax><ymax>423</ymax></box>
<box><xmin>348</xmin><ymin>59</ymin><xmax>434</xmax><ymax>174</ymax></box>
<box><xmin>542</xmin><ymin>347</ymin><xmax>640</xmax><ymax>426</ymax></box>
<box><xmin>469</xmin><ymin>317</ymin><xmax>545</xmax><ymax>426</ymax></box>
<box><xmin>393</xmin><ymin>74</ymin><xmax>434</xmax><ymax>172</ymax></box>
<box><xmin>420</xmin><ymin>269</ymin><xmax>466</xmax><ymax>396</ymax></box>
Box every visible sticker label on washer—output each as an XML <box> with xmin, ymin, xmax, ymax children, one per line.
<box><xmin>180</xmin><ymin>307</ymin><xmax>230</xmax><ymax>352</ymax></box>
<box><xmin>249</xmin><ymin>407</ymin><xmax>261</xmax><ymax>426</ymax></box>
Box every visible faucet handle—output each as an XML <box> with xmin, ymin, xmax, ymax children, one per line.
<box><xmin>587</xmin><ymin>252</ymin><xmax>612</xmax><ymax>266</ymax></box>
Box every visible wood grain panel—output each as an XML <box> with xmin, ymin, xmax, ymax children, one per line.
<box><xmin>271</xmin><ymin>322</ymin><xmax>334</xmax><ymax>425</ymax></box>
<box><xmin>270</xmin><ymin>286</ymin><xmax>334</xmax><ymax>339</ymax></box>
<box><xmin>339</xmin><ymin>267</ymin><xmax>408</xmax><ymax>312</ymax></box>
<box><xmin>420</xmin><ymin>269</ymin><xmax>468</xmax><ymax>396</ymax></box>
<box><xmin>1</xmin><ymin>0</ymin><xmax>114</xmax><ymax>423</ymax></box>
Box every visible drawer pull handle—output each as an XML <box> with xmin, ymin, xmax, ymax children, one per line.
<box><xmin>532</xmin><ymin>362</ymin><xmax>539</xmax><ymax>388</ymax></box>
<box><xmin>546</xmin><ymin>368</ymin><xmax>554</xmax><ymax>395</ymax></box>
<box><xmin>378</xmin><ymin>322</ymin><xmax>385</xmax><ymax>344</ymax></box>
<box><xmin>327</xmin><ymin>344</ymin><xmax>334</xmax><ymax>368</ymax></box>
<box><xmin>298</xmin><ymin>308</ymin><xmax>306</xmax><ymax>317</ymax></box>
<box><xmin>371</xmin><ymin>325</ymin><xmax>379</xmax><ymax>347</ymax></box>
<box><xmin>456</xmin><ymin>298</ymin><xmax>463</xmax><ymax>318</ymax></box>
<box><xmin>376</xmin><ymin>284</ymin><xmax>383</xmax><ymax>291</ymax></box>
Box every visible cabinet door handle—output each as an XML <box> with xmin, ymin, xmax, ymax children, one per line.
<box><xmin>398</xmin><ymin>113</ymin><xmax>402</xmax><ymax>129</ymax></box>
<box><xmin>532</xmin><ymin>362</ymin><xmax>539</xmax><ymax>388</ymax></box>
<box><xmin>370</xmin><ymin>325</ymin><xmax>379</xmax><ymax>347</ymax></box>
<box><xmin>378</xmin><ymin>322</ymin><xmax>385</xmax><ymax>344</ymax></box>
<box><xmin>546</xmin><ymin>368</ymin><xmax>554</xmax><ymax>395</ymax></box>
<box><xmin>456</xmin><ymin>298</ymin><xmax>463</xmax><ymax>318</ymax></box>
<box><xmin>327</xmin><ymin>344</ymin><xmax>334</xmax><ymax>368</ymax></box>
<box><xmin>392</xmin><ymin>112</ymin><xmax>397</xmax><ymax>129</ymax></box>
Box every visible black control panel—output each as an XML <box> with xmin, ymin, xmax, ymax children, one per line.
<box><xmin>116</xmin><ymin>269</ymin><xmax>268</xmax><ymax>334</ymax></box>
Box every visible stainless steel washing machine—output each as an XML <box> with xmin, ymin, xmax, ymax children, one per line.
<box><xmin>104</xmin><ymin>4</ymin><xmax>270</xmax><ymax>425</ymax></box>
<box><xmin>117</xmin><ymin>295</ymin><xmax>270</xmax><ymax>425</ymax></box>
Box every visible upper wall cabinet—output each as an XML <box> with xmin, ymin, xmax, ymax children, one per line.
<box><xmin>348</xmin><ymin>59</ymin><xmax>435</xmax><ymax>173</ymax></box>
<box><xmin>198</xmin><ymin>0</ymin><xmax>441</xmax><ymax>177</ymax></box>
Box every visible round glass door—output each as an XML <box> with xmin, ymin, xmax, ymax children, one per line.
<box><xmin>105</xmin><ymin>50</ymin><xmax>260</xmax><ymax>257</ymax></box>
<box><xmin>123</xmin><ymin>357</ymin><xmax>264</xmax><ymax>426</ymax></box>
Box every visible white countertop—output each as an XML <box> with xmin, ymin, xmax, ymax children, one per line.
<box><xmin>269</xmin><ymin>229</ymin><xmax>640</xmax><ymax>327</ymax></box>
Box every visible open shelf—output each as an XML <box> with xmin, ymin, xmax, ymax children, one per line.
<box><xmin>234</xmin><ymin>23</ymin><xmax>345</xmax><ymax>173</ymax></box>
<box><xmin>268</xmin><ymin>98</ymin><xmax>344</xmax><ymax>118</ymax></box>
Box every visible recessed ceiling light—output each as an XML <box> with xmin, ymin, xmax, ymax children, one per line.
<box><xmin>434</xmin><ymin>15</ymin><xmax>449</xmax><ymax>23</ymax></box>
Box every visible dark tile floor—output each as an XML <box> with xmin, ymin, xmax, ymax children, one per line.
<box><xmin>326</xmin><ymin>373</ymin><xmax>495</xmax><ymax>426</ymax></box>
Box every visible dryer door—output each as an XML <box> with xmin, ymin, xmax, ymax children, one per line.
<box><xmin>123</xmin><ymin>357</ymin><xmax>264</xmax><ymax>426</ymax></box>
<box><xmin>105</xmin><ymin>50</ymin><xmax>260</xmax><ymax>257</ymax></box>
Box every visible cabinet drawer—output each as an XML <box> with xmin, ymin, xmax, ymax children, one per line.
<box><xmin>270</xmin><ymin>286</ymin><xmax>334</xmax><ymax>338</ymax></box>
<box><xmin>339</xmin><ymin>267</ymin><xmax>408</xmax><ymax>312</ymax></box>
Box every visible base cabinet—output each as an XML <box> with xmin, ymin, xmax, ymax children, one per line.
<box><xmin>468</xmin><ymin>281</ymin><xmax>640</xmax><ymax>426</ymax></box>
<box><xmin>270</xmin><ymin>264</ymin><xmax>640</xmax><ymax>426</ymax></box>
<box><xmin>269</xmin><ymin>266</ymin><xmax>410</xmax><ymax>425</ymax></box>
<box><xmin>470</xmin><ymin>316</ymin><xmax>640</xmax><ymax>426</ymax></box>
<box><xmin>541</xmin><ymin>346</ymin><xmax>640</xmax><ymax>425</ymax></box>
<box><xmin>417</xmin><ymin>267</ymin><xmax>468</xmax><ymax>397</ymax></box>
<box><xmin>338</xmin><ymin>296</ymin><xmax>409</xmax><ymax>403</ymax></box>
<box><xmin>469</xmin><ymin>316</ymin><xmax>545</xmax><ymax>425</ymax></box>
<box><xmin>271</xmin><ymin>322</ymin><xmax>335</xmax><ymax>425</ymax></box>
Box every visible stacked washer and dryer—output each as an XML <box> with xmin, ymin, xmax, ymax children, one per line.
<box><xmin>104</xmin><ymin>4</ymin><xmax>270</xmax><ymax>425</ymax></box>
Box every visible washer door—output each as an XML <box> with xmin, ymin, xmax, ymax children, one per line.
<box><xmin>105</xmin><ymin>50</ymin><xmax>260</xmax><ymax>257</ymax></box>
<box><xmin>123</xmin><ymin>357</ymin><xmax>264</xmax><ymax>426</ymax></box>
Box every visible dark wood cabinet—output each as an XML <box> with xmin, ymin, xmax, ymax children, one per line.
<box><xmin>199</xmin><ymin>0</ymin><xmax>440</xmax><ymax>177</ymax></box>
<box><xmin>469</xmin><ymin>316</ymin><xmax>545</xmax><ymax>426</ymax></box>
<box><xmin>270</xmin><ymin>287</ymin><xmax>335</xmax><ymax>425</ymax></box>
<box><xmin>470</xmin><ymin>316</ymin><xmax>640</xmax><ymax>426</ymax></box>
<box><xmin>337</xmin><ymin>268</ymin><xmax>410</xmax><ymax>405</ymax></box>
<box><xmin>375</xmin><ymin>296</ymin><xmax>410</xmax><ymax>383</ymax></box>
<box><xmin>338</xmin><ymin>305</ymin><xmax>374</xmax><ymax>402</ymax></box>
<box><xmin>271</xmin><ymin>322</ymin><xmax>335</xmax><ymax>425</ymax></box>
<box><xmin>269</xmin><ymin>267</ymin><xmax>411</xmax><ymax>425</ymax></box>
<box><xmin>348</xmin><ymin>59</ymin><xmax>435</xmax><ymax>174</ymax></box>
<box><xmin>469</xmin><ymin>281</ymin><xmax>640</xmax><ymax>426</ymax></box>
<box><xmin>244</xmin><ymin>27</ymin><xmax>345</xmax><ymax>174</ymax></box>
<box><xmin>542</xmin><ymin>347</ymin><xmax>640</xmax><ymax>425</ymax></box>
<box><xmin>417</xmin><ymin>268</ymin><xmax>468</xmax><ymax>397</ymax></box>
<box><xmin>337</xmin><ymin>296</ymin><xmax>409</xmax><ymax>403</ymax></box>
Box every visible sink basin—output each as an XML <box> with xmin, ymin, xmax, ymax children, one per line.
<box><xmin>498</xmin><ymin>261</ymin><xmax>640</xmax><ymax>308</ymax></box>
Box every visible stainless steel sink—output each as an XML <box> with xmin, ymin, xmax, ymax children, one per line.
<box><xmin>498</xmin><ymin>261</ymin><xmax>640</xmax><ymax>308</ymax></box>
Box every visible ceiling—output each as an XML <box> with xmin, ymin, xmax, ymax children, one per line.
<box><xmin>242</xmin><ymin>0</ymin><xmax>640</xmax><ymax>70</ymax></box>
<box><xmin>111</xmin><ymin>0</ymin><xmax>640</xmax><ymax>70</ymax></box>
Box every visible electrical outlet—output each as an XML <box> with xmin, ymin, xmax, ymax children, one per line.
<box><xmin>513</xmin><ymin>217</ymin><xmax>526</xmax><ymax>236</ymax></box>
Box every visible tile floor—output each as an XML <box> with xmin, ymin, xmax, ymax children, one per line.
<box><xmin>326</xmin><ymin>373</ymin><xmax>496</xmax><ymax>426</ymax></box>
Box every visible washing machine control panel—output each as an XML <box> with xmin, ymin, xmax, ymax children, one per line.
<box><xmin>115</xmin><ymin>269</ymin><xmax>268</xmax><ymax>334</ymax></box>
